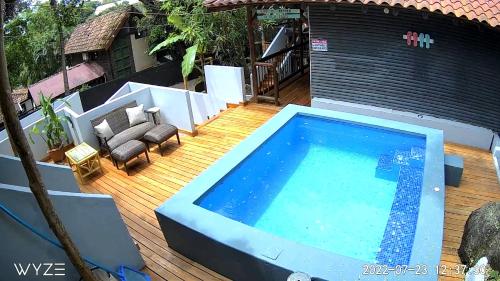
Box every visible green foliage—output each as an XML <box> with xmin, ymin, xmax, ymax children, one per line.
<box><xmin>181</xmin><ymin>44</ymin><xmax>198</xmax><ymax>78</ymax></box>
<box><xmin>4</xmin><ymin>1</ymin><xmax>98</xmax><ymax>88</ymax></box>
<box><xmin>79</xmin><ymin>84</ymin><xmax>91</xmax><ymax>91</ymax></box>
<box><xmin>150</xmin><ymin>0</ymin><xmax>247</xmax><ymax>79</ymax></box>
<box><xmin>488</xmin><ymin>270</ymin><xmax>500</xmax><ymax>281</ymax></box>
<box><xmin>29</xmin><ymin>95</ymin><xmax>71</xmax><ymax>150</ymax></box>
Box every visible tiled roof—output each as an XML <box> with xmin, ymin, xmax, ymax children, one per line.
<box><xmin>204</xmin><ymin>0</ymin><xmax>500</xmax><ymax>28</ymax></box>
<box><xmin>11</xmin><ymin>88</ymin><xmax>28</xmax><ymax>104</ymax></box>
<box><xmin>28</xmin><ymin>62</ymin><xmax>105</xmax><ymax>105</ymax></box>
<box><xmin>64</xmin><ymin>10</ymin><xmax>129</xmax><ymax>55</ymax></box>
<box><xmin>0</xmin><ymin>88</ymin><xmax>29</xmax><ymax>125</ymax></box>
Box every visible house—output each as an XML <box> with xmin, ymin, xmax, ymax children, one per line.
<box><xmin>206</xmin><ymin>0</ymin><xmax>500</xmax><ymax>145</ymax></box>
<box><xmin>0</xmin><ymin>88</ymin><xmax>33</xmax><ymax>131</ymax></box>
<box><xmin>25</xmin><ymin>6</ymin><xmax>159</xmax><ymax>107</ymax></box>
<box><xmin>64</xmin><ymin>8</ymin><xmax>158</xmax><ymax>81</ymax></box>
<box><xmin>28</xmin><ymin>62</ymin><xmax>105</xmax><ymax>106</ymax></box>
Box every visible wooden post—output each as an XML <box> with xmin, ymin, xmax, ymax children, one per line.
<box><xmin>247</xmin><ymin>6</ymin><xmax>258</xmax><ymax>102</ymax></box>
<box><xmin>299</xmin><ymin>11</ymin><xmax>305</xmax><ymax>74</ymax></box>
<box><xmin>272</xmin><ymin>61</ymin><xmax>279</xmax><ymax>106</ymax></box>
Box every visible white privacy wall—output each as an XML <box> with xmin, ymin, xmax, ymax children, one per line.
<box><xmin>0</xmin><ymin>77</ymin><xmax>235</xmax><ymax>157</ymax></box>
<box><xmin>67</xmin><ymin>85</ymin><xmax>197</xmax><ymax>150</ymax></box>
<box><xmin>149</xmin><ymin>86</ymin><xmax>196</xmax><ymax>132</ymax></box>
<box><xmin>0</xmin><ymin>93</ymin><xmax>82</xmax><ymax>160</ymax></box>
<box><xmin>67</xmin><ymin>87</ymin><xmax>154</xmax><ymax>148</ymax></box>
<box><xmin>189</xmin><ymin>91</ymin><xmax>220</xmax><ymax>125</ymax></box>
<box><xmin>204</xmin><ymin>65</ymin><xmax>246</xmax><ymax>105</ymax></box>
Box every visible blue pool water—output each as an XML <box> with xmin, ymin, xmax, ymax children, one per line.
<box><xmin>195</xmin><ymin>114</ymin><xmax>426</xmax><ymax>265</ymax></box>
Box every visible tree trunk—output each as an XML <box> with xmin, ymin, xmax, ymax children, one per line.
<box><xmin>58</xmin><ymin>24</ymin><xmax>70</xmax><ymax>96</ymax></box>
<box><xmin>0</xmin><ymin>2</ymin><xmax>95</xmax><ymax>281</ymax></box>
<box><xmin>50</xmin><ymin>0</ymin><xmax>70</xmax><ymax>96</ymax></box>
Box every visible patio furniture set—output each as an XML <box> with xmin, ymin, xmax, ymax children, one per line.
<box><xmin>90</xmin><ymin>101</ymin><xmax>180</xmax><ymax>175</ymax></box>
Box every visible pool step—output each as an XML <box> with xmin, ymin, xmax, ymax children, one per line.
<box><xmin>375</xmin><ymin>154</ymin><xmax>399</xmax><ymax>180</ymax></box>
<box><xmin>375</xmin><ymin>146</ymin><xmax>425</xmax><ymax>180</ymax></box>
<box><xmin>376</xmin><ymin>165</ymin><xmax>424</xmax><ymax>266</ymax></box>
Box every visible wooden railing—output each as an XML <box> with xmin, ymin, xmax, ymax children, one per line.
<box><xmin>254</xmin><ymin>40</ymin><xmax>309</xmax><ymax>105</ymax></box>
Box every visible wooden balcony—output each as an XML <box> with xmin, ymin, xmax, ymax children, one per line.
<box><xmin>80</xmin><ymin>103</ymin><xmax>500</xmax><ymax>281</ymax></box>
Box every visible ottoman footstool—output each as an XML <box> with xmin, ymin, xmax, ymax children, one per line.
<box><xmin>143</xmin><ymin>124</ymin><xmax>180</xmax><ymax>156</ymax></box>
<box><xmin>111</xmin><ymin>140</ymin><xmax>150</xmax><ymax>175</ymax></box>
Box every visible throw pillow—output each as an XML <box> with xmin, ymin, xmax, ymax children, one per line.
<box><xmin>126</xmin><ymin>104</ymin><xmax>147</xmax><ymax>126</ymax></box>
<box><xmin>94</xmin><ymin>119</ymin><xmax>114</xmax><ymax>140</ymax></box>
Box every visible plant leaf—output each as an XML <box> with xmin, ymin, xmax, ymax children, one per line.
<box><xmin>149</xmin><ymin>34</ymin><xmax>184</xmax><ymax>54</ymax></box>
<box><xmin>168</xmin><ymin>15</ymin><xmax>185</xmax><ymax>31</ymax></box>
<box><xmin>181</xmin><ymin>44</ymin><xmax>198</xmax><ymax>79</ymax></box>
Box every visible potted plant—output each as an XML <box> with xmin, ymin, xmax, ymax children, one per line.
<box><xmin>29</xmin><ymin>94</ymin><xmax>71</xmax><ymax>162</ymax></box>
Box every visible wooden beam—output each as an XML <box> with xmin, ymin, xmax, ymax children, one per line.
<box><xmin>246</xmin><ymin>6</ymin><xmax>258</xmax><ymax>102</ymax></box>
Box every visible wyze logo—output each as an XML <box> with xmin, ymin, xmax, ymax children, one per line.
<box><xmin>14</xmin><ymin>263</ymin><xmax>66</xmax><ymax>277</ymax></box>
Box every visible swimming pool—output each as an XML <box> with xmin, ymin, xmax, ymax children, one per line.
<box><xmin>156</xmin><ymin>105</ymin><xmax>445</xmax><ymax>281</ymax></box>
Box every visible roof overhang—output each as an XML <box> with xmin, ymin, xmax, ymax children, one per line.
<box><xmin>203</xmin><ymin>0</ymin><xmax>500</xmax><ymax>29</ymax></box>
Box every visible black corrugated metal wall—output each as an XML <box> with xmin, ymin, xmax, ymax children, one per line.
<box><xmin>308</xmin><ymin>4</ymin><xmax>500</xmax><ymax>131</ymax></box>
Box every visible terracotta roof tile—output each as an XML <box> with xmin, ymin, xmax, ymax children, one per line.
<box><xmin>64</xmin><ymin>10</ymin><xmax>129</xmax><ymax>55</ymax></box>
<box><xmin>28</xmin><ymin>62</ymin><xmax>105</xmax><ymax>105</ymax></box>
<box><xmin>0</xmin><ymin>88</ymin><xmax>29</xmax><ymax>125</ymax></box>
<box><xmin>204</xmin><ymin>0</ymin><xmax>500</xmax><ymax>28</ymax></box>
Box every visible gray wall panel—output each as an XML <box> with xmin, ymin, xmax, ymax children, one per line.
<box><xmin>0</xmin><ymin>184</ymin><xmax>144</xmax><ymax>281</ymax></box>
<box><xmin>309</xmin><ymin>4</ymin><xmax>500</xmax><ymax>131</ymax></box>
<box><xmin>0</xmin><ymin>154</ymin><xmax>80</xmax><ymax>193</ymax></box>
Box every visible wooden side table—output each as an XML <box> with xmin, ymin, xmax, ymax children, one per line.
<box><xmin>65</xmin><ymin>142</ymin><xmax>102</xmax><ymax>183</ymax></box>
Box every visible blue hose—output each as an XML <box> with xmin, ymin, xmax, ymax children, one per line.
<box><xmin>0</xmin><ymin>202</ymin><xmax>122</xmax><ymax>279</ymax></box>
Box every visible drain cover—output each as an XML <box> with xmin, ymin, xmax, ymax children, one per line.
<box><xmin>287</xmin><ymin>272</ymin><xmax>311</xmax><ymax>281</ymax></box>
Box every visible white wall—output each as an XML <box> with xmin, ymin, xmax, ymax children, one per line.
<box><xmin>204</xmin><ymin>65</ymin><xmax>246</xmax><ymax>106</ymax></box>
<box><xmin>105</xmin><ymin>83</ymin><xmax>132</xmax><ymax>103</ymax></box>
<box><xmin>312</xmin><ymin>97</ymin><xmax>495</xmax><ymax>150</ymax></box>
<box><xmin>130</xmin><ymin>35</ymin><xmax>157</xmax><ymax>72</ymax></box>
<box><xmin>0</xmin><ymin>94</ymin><xmax>80</xmax><ymax>141</ymax></box>
<box><xmin>68</xmin><ymin>85</ymin><xmax>196</xmax><ymax>150</ymax></box>
<box><xmin>0</xmin><ymin>108</ymin><xmax>75</xmax><ymax>160</ymax></box>
<box><xmin>1</xmin><ymin>82</ymin><xmax>203</xmax><ymax>157</ymax></box>
<box><xmin>189</xmin><ymin>91</ymin><xmax>220</xmax><ymax>125</ymax></box>
<box><xmin>70</xmin><ymin>87</ymin><xmax>154</xmax><ymax>148</ymax></box>
<box><xmin>492</xmin><ymin>134</ymin><xmax>500</xmax><ymax>183</ymax></box>
<box><xmin>149</xmin><ymin>86</ymin><xmax>195</xmax><ymax>132</ymax></box>
<box><xmin>128</xmin><ymin>82</ymin><xmax>149</xmax><ymax>92</ymax></box>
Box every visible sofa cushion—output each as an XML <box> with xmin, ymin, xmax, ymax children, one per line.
<box><xmin>144</xmin><ymin>124</ymin><xmax>178</xmax><ymax>143</ymax></box>
<box><xmin>107</xmin><ymin>121</ymin><xmax>155</xmax><ymax>151</ymax></box>
<box><xmin>94</xmin><ymin>119</ymin><xmax>114</xmax><ymax>140</ymax></box>
<box><xmin>91</xmin><ymin>101</ymin><xmax>137</xmax><ymax>135</ymax></box>
<box><xmin>126</xmin><ymin>104</ymin><xmax>147</xmax><ymax>127</ymax></box>
<box><xmin>111</xmin><ymin>140</ymin><xmax>146</xmax><ymax>162</ymax></box>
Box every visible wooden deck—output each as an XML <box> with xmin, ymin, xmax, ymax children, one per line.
<box><xmin>278</xmin><ymin>73</ymin><xmax>311</xmax><ymax>106</ymax></box>
<box><xmin>80</xmin><ymin>103</ymin><xmax>500</xmax><ymax>281</ymax></box>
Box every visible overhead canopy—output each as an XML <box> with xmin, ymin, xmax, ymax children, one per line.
<box><xmin>203</xmin><ymin>0</ymin><xmax>500</xmax><ymax>28</ymax></box>
<box><xmin>28</xmin><ymin>62</ymin><xmax>105</xmax><ymax>105</ymax></box>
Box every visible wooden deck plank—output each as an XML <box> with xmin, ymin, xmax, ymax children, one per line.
<box><xmin>80</xmin><ymin>102</ymin><xmax>500</xmax><ymax>281</ymax></box>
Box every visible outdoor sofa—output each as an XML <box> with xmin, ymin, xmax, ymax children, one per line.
<box><xmin>91</xmin><ymin>101</ymin><xmax>180</xmax><ymax>174</ymax></box>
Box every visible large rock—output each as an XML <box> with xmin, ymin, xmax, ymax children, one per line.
<box><xmin>458</xmin><ymin>202</ymin><xmax>500</xmax><ymax>271</ymax></box>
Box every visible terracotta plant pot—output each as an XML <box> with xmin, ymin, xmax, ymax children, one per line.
<box><xmin>48</xmin><ymin>147</ymin><xmax>65</xmax><ymax>163</ymax></box>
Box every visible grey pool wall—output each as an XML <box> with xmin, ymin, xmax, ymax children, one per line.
<box><xmin>156</xmin><ymin>104</ymin><xmax>445</xmax><ymax>281</ymax></box>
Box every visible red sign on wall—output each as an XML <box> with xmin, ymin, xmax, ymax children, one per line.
<box><xmin>312</xmin><ymin>39</ymin><xmax>328</xmax><ymax>52</ymax></box>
